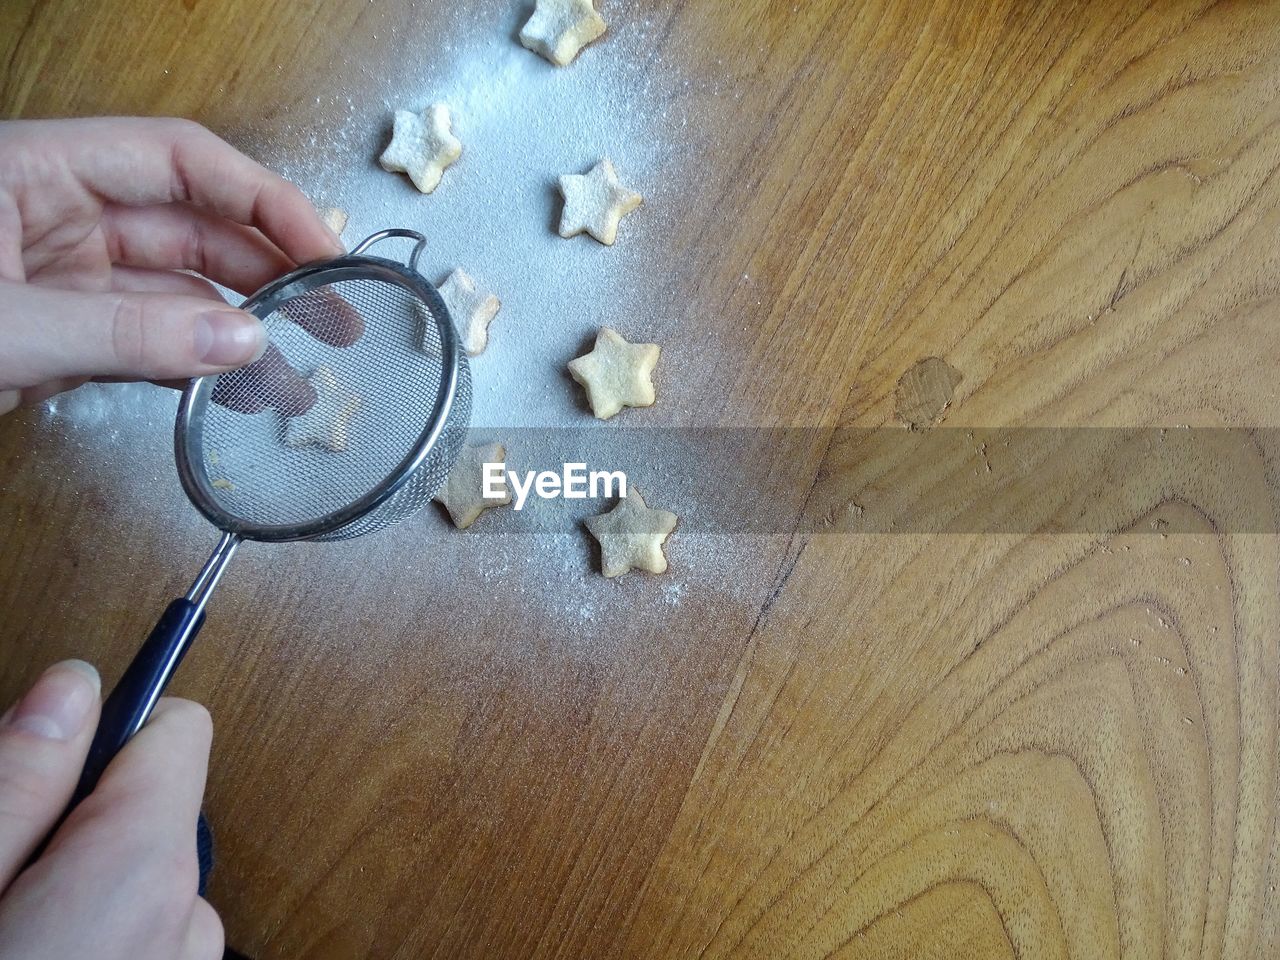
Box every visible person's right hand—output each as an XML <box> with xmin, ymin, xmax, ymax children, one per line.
<box><xmin>0</xmin><ymin>116</ymin><xmax>347</xmax><ymax>416</ymax></box>
<box><xmin>0</xmin><ymin>661</ymin><xmax>222</xmax><ymax>960</ymax></box>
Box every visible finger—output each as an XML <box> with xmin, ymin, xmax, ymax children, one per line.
<box><xmin>211</xmin><ymin>343</ymin><xmax>315</xmax><ymax>415</ymax></box>
<box><xmin>0</xmin><ymin>280</ymin><xmax>265</xmax><ymax>389</ymax></box>
<box><xmin>11</xmin><ymin>275</ymin><xmax>333</xmax><ymax>416</ymax></box>
<box><xmin>102</xmin><ymin>202</ymin><xmax>293</xmax><ymax>296</ymax></box>
<box><xmin>104</xmin><ymin>206</ymin><xmax>363</xmax><ymax>346</ymax></box>
<box><xmin>278</xmin><ymin>287</ymin><xmax>365</xmax><ymax>347</ymax></box>
<box><xmin>104</xmin><ymin>205</ymin><xmax>364</xmax><ymax>347</ymax></box>
<box><xmin>91</xmin><ymin>377</ymin><xmax>191</xmax><ymax>394</ymax></box>
<box><xmin>179</xmin><ymin>899</ymin><xmax>225</xmax><ymax>960</ymax></box>
<box><xmin>139</xmin><ymin>377</ymin><xmax>192</xmax><ymax>391</ymax></box>
<box><xmin>0</xmin><ymin>661</ymin><xmax>101</xmax><ymax>892</ymax></box>
<box><xmin>3</xmin><ymin>377</ymin><xmax>90</xmax><ymax>413</ymax></box>
<box><xmin>50</xmin><ymin>698</ymin><xmax>211</xmax><ymax>877</ymax></box>
<box><xmin>1</xmin><ymin>379</ymin><xmax>86</xmax><ymax>416</ymax></box>
<box><xmin>4</xmin><ymin>118</ymin><xmax>343</xmax><ymax>264</ymax></box>
<box><xmin>110</xmin><ymin>264</ymin><xmax>226</xmax><ymax>301</ymax></box>
<box><xmin>2</xmin><ymin>375</ymin><xmax>187</xmax><ymax>418</ymax></box>
<box><xmin>82</xmin><ymin>698</ymin><xmax>212</xmax><ymax>836</ymax></box>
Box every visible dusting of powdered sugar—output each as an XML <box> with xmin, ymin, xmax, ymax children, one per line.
<box><xmin>18</xmin><ymin>1</ymin><xmax>776</xmax><ymax>639</ymax></box>
<box><xmin>261</xmin><ymin>4</ymin><xmax>695</xmax><ymax>429</ymax></box>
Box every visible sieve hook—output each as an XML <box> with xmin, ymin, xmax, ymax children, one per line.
<box><xmin>350</xmin><ymin>228</ymin><xmax>427</xmax><ymax>272</ymax></box>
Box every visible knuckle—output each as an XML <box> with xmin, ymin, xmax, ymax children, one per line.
<box><xmin>109</xmin><ymin>296</ymin><xmax>202</xmax><ymax>377</ymax></box>
<box><xmin>276</xmin><ymin>174</ymin><xmax>306</xmax><ymax>202</ymax></box>
<box><xmin>164</xmin><ymin>117</ymin><xmax>213</xmax><ymax>150</ymax></box>
<box><xmin>182</xmin><ymin>216</ymin><xmax>205</xmax><ymax>272</ymax></box>
<box><xmin>167</xmin><ymin>116</ymin><xmax>205</xmax><ymax>136</ymax></box>
<box><xmin>107</xmin><ymin>295</ymin><xmax>153</xmax><ymax>372</ymax></box>
<box><xmin>257</xmin><ymin>171</ymin><xmax>306</xmax><ymax>220</ymax></box>
<box><xmin>122</xmin><ymin>839</ymin><xmax>199</xmax><ymax>914</ymax></box>
<box><xmin>164</xmin><ymin>119</ymin><xmax>218</xmax><ymax>203</ymax></box>
<box><xmin>161</xmin><ymin>844</ymin><xmax>201</xmax><ymax>896</ymax></box>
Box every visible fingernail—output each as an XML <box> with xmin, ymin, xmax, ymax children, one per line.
<box><xmin>195</xmin><ymin>310</ymin><xmax>267</xmax><ymax>367</ymax></box>
<box><xmin>5</xmin><ymin>660</ymin><xmax>100</xmax><ymax>741</ymax></box>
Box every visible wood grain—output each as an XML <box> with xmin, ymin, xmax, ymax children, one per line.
<box><xmin>2</xmin><ymin>1</ymin><xmax>1279</xmax><ymax>958</ymax></box>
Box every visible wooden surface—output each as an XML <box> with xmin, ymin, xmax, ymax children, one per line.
<box><xmin>3</xmin><ymin>1</ymin><xmax>1280</xmax><ymax>958</ymax></box>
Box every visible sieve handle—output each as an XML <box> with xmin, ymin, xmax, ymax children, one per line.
<box><xmin>69</xmin><ymin>599</ymin><xmax>207</xmax><ymax>804</ymax></box>
<box><xmin>24</xmin><ymin>534</ymin><xmax>240</xmax><ymax>876</ymax></box>
<box><xmin>50</xmin><ymin>533</ymin><xmax>238</xmax><ymax>822</ymax></box>
<box><xmin>27</xmin><ymin>596</ymin><xmax>210</xmax><ymax>868</ymax></box>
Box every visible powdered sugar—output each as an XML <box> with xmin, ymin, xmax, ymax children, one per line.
<box><xmin>259</xmin><ymin>2</ymin><xmax>694</xmax><ymax>430</ymax></box>
<box><xmin>18</xmin><ymin>2</ymin><xmax>773</xmax><ymax>629</ymax></box>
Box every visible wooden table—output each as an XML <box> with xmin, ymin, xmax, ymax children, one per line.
<box><xmin>3</xmin><ymin>1</ymin><xmax>1278</xmax><ymax>957</ymax></box>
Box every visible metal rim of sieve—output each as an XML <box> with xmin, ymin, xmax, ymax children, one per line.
<box><xmin>173</xmin><ymin>229</ymin><xmax>463</xmax><ymax>543</ymax></box>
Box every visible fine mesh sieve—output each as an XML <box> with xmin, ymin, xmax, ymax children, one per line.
<box><xmin>182</xmin><ymin>230</ymin><xmax>471</xmax><ymax>541</ymax></box>
<box><xmin>65</xmin><ymin>228</ymin><xmax>470</xmax><ymax>812</ymax></box>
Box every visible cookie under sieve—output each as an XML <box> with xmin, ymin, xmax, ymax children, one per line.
<box><xmin>70</xmin><ymin>228</ymin><xmax>471</xmax><ymax>806</ymax></box>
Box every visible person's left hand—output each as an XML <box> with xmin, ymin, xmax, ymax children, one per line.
<box><xmin>0</xmin><ymin>117</ymin><xmax>345</xmax><ymax>415</ymax></box>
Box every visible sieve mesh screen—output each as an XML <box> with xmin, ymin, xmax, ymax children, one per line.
<box><xmin>193</xmin><ymin>275</ymin><xmax>468</xmax><ymax>537</ymax></box>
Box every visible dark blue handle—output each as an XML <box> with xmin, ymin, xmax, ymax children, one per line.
<box><xmin>70</xmin><ymin>599</ymin><xmax>206</xmax><ymax>806</ymax></box>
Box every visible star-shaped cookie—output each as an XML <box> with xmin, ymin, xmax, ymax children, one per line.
<box><xmin>585</xmin><ymin>488</ymin><xmax>678</xmax><ymax>578</ymax></box>
<box><xmin>435</xmin><ymin>442</ymin><xmax>512</xmax><ymax>529</ymax></box>
<box><xmin>567</xmin><ymin>327</ymin><xmax>660</xmax><ymax>420</ymax></box>
<box><xmin>519</xmin><ymin>0</ymin><xmax>607</xmax><ymax>66</ymax></box>
<box><xmin>379</xmin><ymin>104</ymin><xmax>462</xmax><ymax>194</ymax></box>
<box><xmin>438</xmin><ymin>269</ymin><xmax>501</xmax><ymax>356</ymax></box>
<box><xmin>284</xmin><ymin>365</ymin><xmax>362</xmax><ymax>453</ymax></box>
<box><xmin>558</xmin><ymin>159</ymin><xmax>642</xmax><ymax>245</ymax></box>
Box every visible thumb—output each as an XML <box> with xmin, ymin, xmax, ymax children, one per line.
<box><xmin>0</xmin><ymin>661</ymin><xmax>101</xmax><ymax>894</ymax></box>
<box><xmin>0</xmin><ymin>280</ymin><xmax>266</xmax><ymax>390</ymax></box>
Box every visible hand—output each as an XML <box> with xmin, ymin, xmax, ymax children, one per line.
<box><xmin>0</xmin><ymin>661</ymin><xmax>222</xmax><ymax>960</ymax></box>
<box><xmin>0</xmin><ymin>116</ymin><xmax>346</xmax><ymax>415</ymax></box>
